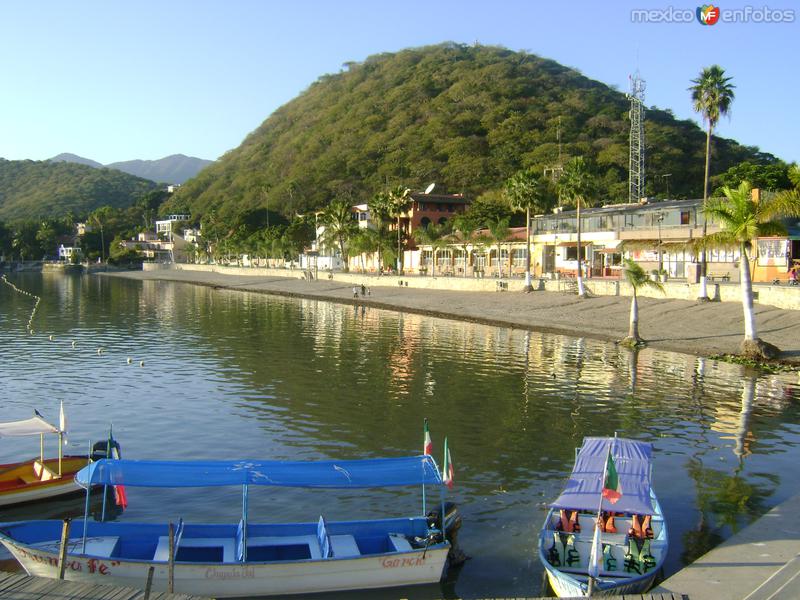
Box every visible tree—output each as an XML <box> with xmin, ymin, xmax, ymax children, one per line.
<box><xmin>413</xmin><ymin>221</ymin><xmax>451</xmax><ymax>277</ymax></box>
<box><xmin>388</xmin><ymin>186</ymin><xmax>411</xmax><ymax>272</ymax></box>
<box><xmin>349</xmin><ymin>228</ymin><xmax>379</xmax><ymax>273</ymax></box>
<box><xmin>701</xmin><ymin>181</ymin><xmax>800</xmax><ymax>359</ymax></box>
<box><xmin>713</xmin><ymin>161</ymin><xmax>792</xmax><ymax>194</ymax></box>
<box><xmin>505</xmin><ymin>168</ymin><xmax>555</xmax><ymax>290</ymax></box>
<box><xmin>88</xmin><ymin>206</ymin><xmax>115</xmax><ymax>263</ymax></box>
<box><xmin>320</xmin><ymin>197</ymin><xmax>358</xmax><ymax>272</ymax></box>
<box><xmin>690</xmin><ymin>65</ymin><xmax>735</xmax><ymax>300</ymax></box>
<box><xmin>369</xmin><ymin>191</ymin><xmax>394</xmax><ymax>270</ymax></box>
<box><xmin>558</xmin><ymin>157</ymin><xmax>595</xmax><ymax>297</ymax></box>
<box><xmin>0</xmin><ymin>221</ymin><xmax>12</xmax><ymax>258</ymax></box>
<box><xmin>486</xmin><ymin>216</ymin><xmax>511</xmax><ymax>277</ymax></box>
<box><xmin>620</xmin><ymin>258</ymin><xmax>665</xmax><ymax>346</ymax></box>
<box><xmin>451</xmin><ymin>212</ymin><xmax>481</xmax><ymax>277</ymax></box>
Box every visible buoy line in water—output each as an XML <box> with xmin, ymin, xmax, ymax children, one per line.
<box><xmin>1</xmin><ymin>274</ymin><xmax>146</xmax><ymax>368</ymax></box>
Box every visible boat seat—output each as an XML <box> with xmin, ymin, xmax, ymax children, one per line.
<box><xmin>33</xmin><ymin>461</ymin><xmax>58</xmax><ymax>481</ymax></box>
<box><xmin>330</xmin><ymin>534</ymin><xmax>360</xmax><ymax>557</ymax></box>
<box><xmin>154</xmin><ymin>537</ymin><xmax>236</xmax><ymax>563</ymax></box>
<box><xmin>246</xmin><ymin>535</ymin><xmax>322</xmax><ymax>560</ymax></box>
<box><xmin>388</xmin><ymin>533</ymin><xmax>412</xmax><ymax>553</ymax></box>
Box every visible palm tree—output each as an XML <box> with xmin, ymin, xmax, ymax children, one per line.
<box><xmin>349</xmin><ymin>228</ymin><xmax>379</xmax><ymax>273</ymax></box>
<box><xmin>388</xmin><ymin>186</ymin><xmax>411</xmax><ymax>273</ymax></box>
<box><xmin>505</xmin><ymin>168</ymin><xmax>554</xmax><ymax>291</ymax></box>
<box><xmin>368</xmin><ymin>191</ymin><xmax>393</xmax><ymax>270</ymax></box>
<box><xmin>320</xmin><ymin>197</ymin><xmax>358</xmax><ymax>272</ymax></box>
<box><xmin>620</xmin><ymin>258</ymin><xmax>665</xmax><ymax>346</ymax></box>
<box><xmin>486</xmin><ymin>217</ymin><xmax>511</xmax><ymax>277</ymax></box>
<box><xmin>701</xmin><ymin>181</ymin><xmax>800</xmax><ymax>358</ymax></box>
<box><xmin>413</xmin><ymin>222</ymin><xmax>450</xmax><ymax>277</ymax></box>
<box><xmin>558</xmin><ymin>157</ymin><xmax>594</xmax><ymax>297</ymax></box>
<box><xmin>451</xmin><ymin>213</ymin><xmax>480</xmax><ymax>277</ymax></box>
<box><xmin>690</xmin><ymin>65</ymin><xmax>735</xmax><ymax>301</ymax></box>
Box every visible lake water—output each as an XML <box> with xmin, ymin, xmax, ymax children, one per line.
<box><xmin>2</xmin><ymin>272</ymin><xmax>800</xmax><ymax>598</ymax></box>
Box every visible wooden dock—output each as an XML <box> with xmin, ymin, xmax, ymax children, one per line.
<box><xmin>0</xmin><ymin>571</ymin><xmax>208</xmax><ymax>599</ymax></box>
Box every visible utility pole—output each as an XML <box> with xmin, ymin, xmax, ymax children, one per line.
<box><xmin>628</xmin><ymin>72</ymin><xmax>646</xmax><ymax>203</ymax></box>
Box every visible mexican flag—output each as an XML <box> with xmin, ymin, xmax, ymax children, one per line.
<box><xmin>442</xmin><ymin>437</ymin><xmax>454</xmax><ymax>489</ymax></box>
<box><xmin>423</xmin><ymin>419</ymin><xmax>433</xmax><ymax>456</ymax></box>
<box><xmin>602</xmin><ymin>449</ymin><xmax>622</xmax><ymax>504</ymax></box>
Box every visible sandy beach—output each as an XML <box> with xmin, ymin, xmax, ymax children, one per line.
<box><xmin>104</xmin><ymin>269</ymin><xmax>800</xmax><ymax>365</ymax></box>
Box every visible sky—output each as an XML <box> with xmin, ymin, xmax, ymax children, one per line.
<box><xmin>0</xmin><ymin>0</ymin><xmax>797</xmax><ymax>165</ymax></box>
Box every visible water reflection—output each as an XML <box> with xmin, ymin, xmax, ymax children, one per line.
<box><xmin>1</xmin><ymin>273</ymin><xmax>800</xmax><ymax>599</ymax></box>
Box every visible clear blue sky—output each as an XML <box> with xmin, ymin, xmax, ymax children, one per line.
<box><xmin>1</xmin><ymin>0</ymin><xmax>797</xmax><ymax>164</ymax></box>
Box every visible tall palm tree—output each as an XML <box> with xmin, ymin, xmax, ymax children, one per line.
<box><xmin>388</xmin><ymin>186</ymin><xmax>411</xmax><ymax>273</ymax></box>
<box><xmin>701</xmin><ymin>181</ymin><xmax>800</xmax><ymax>358</ymax></box>
<box><xmin>505</xmin><ymin>168</ymin><xmax>555</xmax><ymax>291</ymax></box>
<box><xmin>369</xmin><ymin>191</ymin><xmax>393</xmax><ymax>270</ymax></box>
<box><xmin>320</xmin><ymin>197</ymin><xmax>358</xmax><ymax>272</ymax></box>
<box><xmin>620</xmin><ymin>258</ymin><xmax>665</xmax><ymax>346</ymax></box>
<box><xmin>558</xmin><ymin>157</ymin><xmax>594</xmax><ymax>297</ymax></box>
<box><xmin>486</xmin><ymin>217</ymin><xmax>511</xmax><ymax>277</ymax></box>
<box><xmin>413</xmin><ymin>222</ymin><xmax>450</xmax><ymax>277</ymax></box>
<box><xmin>451</xmin><ymin>213</ymin><xmax>480</xmax><ymax>277</ymax></box>
<box><xmin>690</xmin><ymin>65</ymin><xmax>735</xmax><ymax>300</ymax></box>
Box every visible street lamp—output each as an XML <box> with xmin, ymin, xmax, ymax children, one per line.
<box><xmin>657</xmin><ymin>212</ymin><xmax>664</xmax><ymax>273</ymax></box>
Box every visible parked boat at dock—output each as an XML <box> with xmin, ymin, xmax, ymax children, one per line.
<box><xmin>0</xmin><ymin>406</ymin><xmax>122</xmax><ymax>508</ymax></box>
<box><xmin>0</xmin><ymin>455</ymin><xmax>461</xmax><ymax>597</ymax></box>
<box><xmin>539</xmin><ymin>437</ymin><xmax>667</xmax><ymax>597</ymax></box>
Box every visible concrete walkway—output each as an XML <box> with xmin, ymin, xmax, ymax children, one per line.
<box><xmin>103</xmin><ymin>269</ymin><xmax>800</xmax><ymax>365</ymax></box>
<box><xmin>654</xmin><ymin>493</ymin><xmax>800</xmax><ymax>600</ymax></box>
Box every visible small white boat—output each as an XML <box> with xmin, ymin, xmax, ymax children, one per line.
<box><xmin>539</xmin><ymin>437</ymin><xmax>668</xmax><ymax>597</ymax></box>
<box><xmin>0</xmin><ymin>407</ymin><xmax>122</xmax><ymax>508</ymax></box>
<box><xmin>0</xmin><ymin>455</ymin><xmax>461</xmax><ymax>597</ymax></box>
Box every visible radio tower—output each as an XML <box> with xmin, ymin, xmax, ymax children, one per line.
<box><xmin>628</xmin><ymin>73</ymin><xmax>646</xmax><ymax>203</ymax></box>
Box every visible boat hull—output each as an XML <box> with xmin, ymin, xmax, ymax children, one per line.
<box><xmin>0</xmin><ymin>457</ymin><xmax>89</xmax><ymax>508</ymax></box>
<box><xmin>0</xmin><ymin>520</ymin><xmax>450</xmax><ymax>597</ymax></box>
<box><xmin>544</xmin><ymin>561</ymin><xmax>658</xmax><ymax>597</ymax></box>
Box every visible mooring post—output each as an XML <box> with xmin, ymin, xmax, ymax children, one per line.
<box><xmin>143</xmin><ymin>565</ymin><xmax>155</xmax><ymax>600</ymax></box>
<box><xmin>57</xmin><ymin>518</ymin><xmax>72</xmax><ymax>580</ymax></box>
<box><xmin>168</xmin><ymin>522</ymin><xmax>175</xmax><ymax>593</ymax></box>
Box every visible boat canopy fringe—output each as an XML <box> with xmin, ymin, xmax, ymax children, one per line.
<box><xmin>77</xmin><ymin>456</ymin><xmax>444</xmax><ymax>489</ymax></box>
<box><xmin>550</xmin><ymin>437</ymin><xmax>654</xmax><ymax>515</ymax></box>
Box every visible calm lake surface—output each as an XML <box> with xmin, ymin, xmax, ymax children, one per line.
<box><xmin>2</xmin><ymin>272</ymin><xmax>800</xmax><ymax>598</ymax></box>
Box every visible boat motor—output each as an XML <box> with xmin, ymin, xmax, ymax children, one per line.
<box><xmin>427</xmin><ymin>502</ymin><xmax>467</xmax><ymax>566</ymax></box>
<box><xmin>91</xmin><ymin>439</ymin><xmax>122</xmax><ymax>461</ymax></box>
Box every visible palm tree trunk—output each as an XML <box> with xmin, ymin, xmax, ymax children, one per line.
<box><xmin>576</xmin><ymin>199</ymin><xmax>586</xmax><ymax>296</ymax></box>
<box><xmin>629</xmin><ymin>290</ymin><xmax>640</xmax><ymax>341</ymax></box>
<box><xmin>698</xmin><ymin>124</ymin><xmax>712</xmax><ymax>300</ymax></box>
<box><xmin>524</xmin><ymin>207</ymin><xmax>532</xmax><ymax>292</ymax></box>
<box><xmin>740</xmin><ymin>243</ymin><xmax>757</xmax><ymax>341</ymax></box>
<box><xmin>432</xmin><ymin>249</ymin><xmax>437</xmax><ymax>277</ymax></box>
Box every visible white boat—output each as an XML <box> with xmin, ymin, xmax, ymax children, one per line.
<box><xmin>0</xmin><ymin>455</ymin><xmax>461</xmax><ymax>597</ymax></box>
<box><xmin>0</xmin><ymin>407</ymin><xmax>122</xmax><ymax>508</ymax></box>
<box><xmin>538</xmin><ymin>437</ymin><xmax>668</xmax><ymax>597</ymax></box>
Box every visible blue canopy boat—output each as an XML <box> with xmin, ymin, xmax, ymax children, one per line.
<box><xmin>0</xmin><ymin>455</ymin><xmax>461</xmax><ymax>597</ymax></box>
<box><xmin>538</xmin><ymin>437</ymin><xmax>668</xmax><ymax>597</ymax></box>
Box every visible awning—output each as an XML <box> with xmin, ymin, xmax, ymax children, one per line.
<box><xmin>550</xmin><ymin>437</ymin><xmax>654</xmax><ymax>515</ymax></box>
<box><xmin>0</xmin><ymin>416</ymin><xmax>59</xmax><ymax>437</ymax></box>
<box><xmin>77</xmin><ymin>456</ymin><xmax>444</xmax><ymax>489</ymax></box>
<box><xmin>595</xmin><ymin>247</ymin><xmax>622</xmax><ymax>254</ymax></box>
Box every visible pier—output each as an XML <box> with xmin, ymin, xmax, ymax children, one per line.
<box><xmin>654</xmin><ymin>492</ymin><xmax>800</xmax><ymax>599</ymax></box>
<box><xmin>0</xmin><ymin>571</ymin><xmax>208</xmax><ymax>599</ymax></box>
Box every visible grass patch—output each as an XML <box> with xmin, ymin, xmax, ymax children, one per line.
<box><xmin>709</xmin><ymin>354</ymin><xmax>799</xmax><ymax>374</ymax></box>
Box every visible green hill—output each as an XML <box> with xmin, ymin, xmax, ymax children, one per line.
<box><xmin>166</xmin><ymin>43</ymin><xmax>776</xmax><ymax>221</ymax></box>
<box><xmin>0</xmin><ymin>159</ymin><xmax>157</xmax><ymax>221</ymax></box>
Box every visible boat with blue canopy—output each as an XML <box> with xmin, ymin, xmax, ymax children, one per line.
<box><xmin>538</xmin><ymin>436</ymin><xmax>667</xmax><ymax>597</ymax></box>
<box><xmin>0</xmin><ymin>455</ymin><xmax>462</xmax><ymax>597</ymax></box>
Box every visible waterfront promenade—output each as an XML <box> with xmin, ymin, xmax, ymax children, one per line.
<box><xmin>105</xmin><ymin>267</ymin><xmax>800</xmax><ymax>364</ymax></box>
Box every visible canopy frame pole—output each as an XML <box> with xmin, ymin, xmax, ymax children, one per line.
<box><xmin>58</xmin><ymin>431</ymin><xmax>63</xmax><ymax>477</ymax></box>
<box><xmin>39</xmin><ymin>433</ymin><xmax>44</xmax><ymax>468</ymax></box>
<box><xmin>587</xmin><ymin>439</ymin><xmax>613</xmax><ymax>597</ymax></box>
<box><xmin>241</xmin><ymin>483</ymin><xmax>248</xmax><ymax>562</ymax></box>
<box><xmin>81</xmin><ymin>440</ymin><xmax>92</xmax><ymax>553</ymax></box>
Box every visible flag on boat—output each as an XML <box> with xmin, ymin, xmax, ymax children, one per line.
<box><xmin>442</xmin><ymin>437</ymin><xmax>454</xmax><ymax>489</ymax></box>
<box><xmin>423</xmin><ymin>419</ymin><xmax>433</xmax><ymax>456</ymax></box>
<box><xmin>59</xmin><ymin>401</ymin><xmax>68</xmax><ymax>445</ymax></box>
<box><xmin>602</xmin><ymin>448</ymin><xmax>622</xmax><ymax>504</ymax></box>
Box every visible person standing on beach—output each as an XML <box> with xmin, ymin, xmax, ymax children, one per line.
<box><xmin>353</xmin><ymin>286</ymin><xmax>358</xmax><ymax>298</ymax></box>
<box><xmin>361</xmin><ymin>283</ymin><xmax>366</xmax><ymax>297</ymax></box>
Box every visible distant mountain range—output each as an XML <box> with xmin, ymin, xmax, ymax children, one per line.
<box><xmin>50</xmin><ymin>153</ymin><xmax>213</xmax><ymax>184</ymax></box>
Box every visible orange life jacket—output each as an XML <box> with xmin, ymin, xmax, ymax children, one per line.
<box><xmin>558</xmin><ymin>510</ymin><xmax>581</xmax><ymax>533</ymax></box>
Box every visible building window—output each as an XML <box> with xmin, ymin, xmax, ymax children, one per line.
<box><xmin>512</xmin><ymin>249</ymin><xmax>527</xmax><ymax>267</ymax></box>
<box><xmin>420</xmin><ymin>217</ymin><xmax>431</xmax><ymax>228</ymax></box>
<box><xmin>680</xmin><ymin>211</ymin><xmax>690</xmax><ymax>225</ymax></box>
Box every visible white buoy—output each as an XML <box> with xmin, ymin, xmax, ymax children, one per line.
<box><xmin>139</xmin><ymin>360</ymin><xmax>145</xmax><ymax>367</ymax></box>
<box><xmin>49</xmin><ymin>335</ymin><xmax>54</xmax><ymax>341</ymax></box>
<box><xmin>97</xmin><ymin>348</ymin><xmax>104</xmax><ymax>355</ymax></box>
<box><xmin>71</xmin><ymin>341</ymin><xmax>76</xmax><ymax>348</ymax></box>
<box><xmin>127</xmin><ymin>357</ymin><xmax>132</xmax><ymax>364</ymax></box>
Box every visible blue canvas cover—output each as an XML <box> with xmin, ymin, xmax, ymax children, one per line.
<box><xmin>76</xmin><ymin>456</ymin><xmax>443</xmax><ymax>489</ymax></box>
<box><xmin>550</xmin><ymin>437</ymin><xmax>654</xmax><ymax>515</ymax></box>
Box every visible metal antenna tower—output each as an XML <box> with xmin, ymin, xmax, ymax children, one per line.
<box><xmin>544</xmin><ymin>116</ymin><xmax>564</xmax><ymax>182</ymax></box>
<box><xmin>628</xmin><ymin>73</ymin><xmax>646</xmax><ymax>203</ymax></box>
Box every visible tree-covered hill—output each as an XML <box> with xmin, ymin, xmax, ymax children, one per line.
<box><xmin>166</xmin><ymin>43</ymin><xmax>776</xmax><ymax>220</ymax></box>
<box><xmin>0</xmin><ymin>159</ymin><xmax>157</xmax><ymax>221</ymax></box>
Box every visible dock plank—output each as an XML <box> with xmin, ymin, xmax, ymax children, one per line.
<box><xmin>0</xmin><ymin>572</ymin><xmax>207</xmax><ymax>600</ymax></box>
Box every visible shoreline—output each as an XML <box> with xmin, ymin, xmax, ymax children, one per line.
<box><xmin>100</xmin><ymin>268</ymin><xmax>800</xmax><ymax>366</ymax></box>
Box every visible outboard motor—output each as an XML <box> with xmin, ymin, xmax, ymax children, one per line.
<box><xmin>91</xmin><ymin>438</ymin><xmax>122</xmax><ymax>461</ymax></box>
<box><xmin>427</xmin><ymin>502</ymin><xmax>467</xmax><ymax>566</ymax></box>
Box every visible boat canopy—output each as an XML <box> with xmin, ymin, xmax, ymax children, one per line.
<box><xmin>77</xmin><ymin>456</ymin><xmax>444</xmax><ymax>489</ymax></box>
<box><xmin>0</xmin><ymin>416</ymin><xmax>59</xmax><ymax>437</ymax></box>
<box><xmin>550</xmin><ymin>437</ymin><xmax>654</xmax><ymax>515</ymax></box>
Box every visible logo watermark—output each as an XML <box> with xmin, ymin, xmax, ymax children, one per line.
<box><xmin>631</xmin><ymin>5</ymin><xmax>795</xmax><ymax>24</ymax></box>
